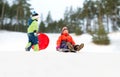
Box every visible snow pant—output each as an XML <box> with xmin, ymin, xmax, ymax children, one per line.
<box><xmin>60</xmin><ymin>40</ymin><xmax>68</xmax><ymax>49</ymax></box>
<box><xmin>25</xmin><ymin>33</ymin><xmax>39</xmax><ymax>51</ymax></box>
<box><xmin>60</xmin><ymin>40</ymin><xmax>81</xmax><ymax>51</ymax></box>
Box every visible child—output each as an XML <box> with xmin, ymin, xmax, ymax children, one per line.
<box><xmin>56</xmin><ymin>26</ymin><xmax>84</xmax><ymax>52</ymax></box>
<box><xmin>25</xmin><ymin>11</ymin><xmax>39</xmax><ymax>51</ymax></box>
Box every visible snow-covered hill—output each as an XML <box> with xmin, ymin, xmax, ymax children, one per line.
<box><xmin>0</xmin><ymin>30</ymin><xmax>120</xmax><ymax>77</ymax></box>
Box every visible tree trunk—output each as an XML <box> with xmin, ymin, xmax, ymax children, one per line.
<box><xmin>106</xmin><ymin>15</ymin><xmax>109</xmax><ymax>33</ymax></box>
<box><xmin>0</xmin><ymin>3</ymin><xmax>5</xmax><ymax>29</ymax></box>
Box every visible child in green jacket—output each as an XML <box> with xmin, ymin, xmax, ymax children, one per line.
<box><xmin>25</xmin><ymin>11</ymin><xmax>39</xmax><ymax>51</ymax></box>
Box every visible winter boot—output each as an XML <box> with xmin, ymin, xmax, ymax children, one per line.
<box><xmin>74</xmin><ymin>43</ymin><xmax>84</xmax><ymax>51</ymax></box>
<box><xmin>25</xmin><ymin>42</ymin><xmax>32</xmax><ymax>51</ymax></box>
<box><xmin>33</xmin><ymin>44</ymin><xmax>39</xmax><ymax>51</ymax></box>
<box><xmin>66</xmin><ymin>42</ymin><xmax>74</xmax><ymax>51</ymax></box>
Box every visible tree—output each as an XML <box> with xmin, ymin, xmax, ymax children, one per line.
<box><xmin>104</xmin><ymin>0</ymin><xmax>120</xmax><ymax>32</ymax></box>
<box><xmin>92</xmin><ymin>24</ymin><xmax>110</xmax><ymax>45</ymax></box>
<box><xmin>64</xmin><ymin>6</ymin><xmax>76</xmax><ymax>33</ymax></box>
<box><xmin>39</xmin><ymin>21</ymin><xmax>46</xmax><ymax>32</ymax></box>
<box><xmin>45</xmin><ymin>11</ymin><xmax>53</xmax><ymax>24</ymax></box>
<box><xmin>0</xmin><ymin>0</ymin><xmax>6</xmax><ymax>29</ymax></box>
<box><xmin>6</xmin><ymin>0</ymin><xmax>30</xmax><ymax>31</ymax></box>
<box><xmin>75</xmin><ymin>26</ymin><xmax>83</xmax><ymax>35</ymax></box>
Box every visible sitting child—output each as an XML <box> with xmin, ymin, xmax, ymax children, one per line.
<box><xmin>56</xmin><ymin>26</ymin><xmax>84</xmax><ymax>52</ymax></box>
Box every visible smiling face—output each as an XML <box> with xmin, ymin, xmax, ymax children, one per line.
<box><xmin>63</xmin><ymin>29</ymin><xmax>68</xmax><ymax>34</ymax></box>
<box><xmin>61</xmin><ymin>27</ymin><xmax>69</xmax><ymax>35</ymax></box>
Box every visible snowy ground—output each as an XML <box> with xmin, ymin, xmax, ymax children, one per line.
<box><xmin>0</xmin><ymin>30</ymin><xmax>120</xmax><ymax>77</ymax></box>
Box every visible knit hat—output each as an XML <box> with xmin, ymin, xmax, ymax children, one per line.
<box><xmin>32</xmin><ymin>11</ymin><xmax>39</xmax><ymax>20</ymax></box>
<box><xmin>32</xmin><ymin>11</ymin><xmax>38</xmax><ymax>16</ymax></box>
<box><xmin>62</xmin><ymin>26</ymin><xmax>68</xmax><ymax>32</ymax></box>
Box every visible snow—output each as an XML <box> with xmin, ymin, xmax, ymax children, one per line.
<box><xmin>0</xmin><ymin>30</ymin><xmax>120</xmax><ymax>77</ymax></box>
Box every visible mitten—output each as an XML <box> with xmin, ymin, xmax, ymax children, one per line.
<box><xmin>56</xmin><ymin>46</ymin><xmax>60</xmax><ymax>51</ymax></box>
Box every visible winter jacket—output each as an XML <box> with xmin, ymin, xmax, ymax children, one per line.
<box><xmin>27</xmin><ymin>17</ymin><xmax>38</xmax><ymax>33</ymax></box>
<box><xmin>56</xmin><ymin>33</ymin><xmax>75</xmax><ymax>46</ymax></box>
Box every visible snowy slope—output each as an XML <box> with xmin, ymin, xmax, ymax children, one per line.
<box><xmin>0</xmin><ymin>30</ymin><xmax>120</xmax><ymax>77</ymax></box>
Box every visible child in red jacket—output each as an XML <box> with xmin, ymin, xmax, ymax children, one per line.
<box><xmin>56</xmin><ymin>26</ymin><xmax>84</xmax><ymax>52</ymax></box>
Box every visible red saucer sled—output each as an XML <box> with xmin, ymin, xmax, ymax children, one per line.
<box><xmin>32</xmin><ymin>33</ymin><xmax>49</xmax><ymax>50</ymax></box>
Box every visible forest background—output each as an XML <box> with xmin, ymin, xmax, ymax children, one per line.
<box><xmin>0</xmin><ymin>0</ymin><xmax>120</xmax><ymax>45</ymax></box>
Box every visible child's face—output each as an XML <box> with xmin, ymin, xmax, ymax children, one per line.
<box><xmin>36</xmin><ymin>16</ymin><xmax>39</xmax><ymax>20</ymax></box>
<box><xmin>63</xmin><ymin>29</ymin><xmax>69</xmax><ymax>34</ymax></box>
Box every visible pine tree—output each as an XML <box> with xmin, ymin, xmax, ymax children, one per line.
<box><xmin>39</xmin><ymin>21</ymin><xmax>46</xmax><ymax>32</ymax></box>
<box><xmin>92</xmin><ymin>24</ymin><xmax>110</xmax><ymax>45</ymax></box>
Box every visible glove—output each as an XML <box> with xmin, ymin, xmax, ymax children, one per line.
<box><xmin>34</xmin><ymin>33</ymin><xmax>38</xmax><ymax>36</ymax></box>
<box><xmin>56</xmin><ymin>46</ymin><xmax>60</xmax><ymax>51</ymax></box>
<box><xmin>33</xmin><ymin>30</ymin><xmax>37</xmax><ymax>33</ymax></box>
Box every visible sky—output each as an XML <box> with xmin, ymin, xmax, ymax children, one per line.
<box><xmin>0</xmin><ymin>30</ymin><xmax>120</xmax><ymax>77</ymax></box>
<box><xmin>29</xmin><ymin>0</ymin><xmax>84</xmax><ymax>21</ymax></box>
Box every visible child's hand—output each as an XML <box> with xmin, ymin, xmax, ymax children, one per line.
<box><xmin>34</xmin><ymin>33</ymin><xmax>38</xmax><ymax>36</ymax></box>
<box><xmin>56</xmin><ymin>46</ymin><xmax>60</xmax><ymax>51</ymax></box>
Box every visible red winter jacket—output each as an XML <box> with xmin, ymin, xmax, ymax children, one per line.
<box><xmin>56</xmin><ymin>33</ymin><xmax>75</xmax><ymax>46</ymax></box>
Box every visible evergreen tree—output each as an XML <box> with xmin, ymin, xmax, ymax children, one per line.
<box><xmin>39</xmin><ymin>21</ymin><xmax>46</xmax><ymax>32</ymax></box>
<box><xmin>92</xmin><ymin>24</ymin><xmax>110</xmax><ymax>45</ymax></box>
<box><xmin>45</xmin><ymin>11</ymin><xmax>53</xmax><ymax>24</ymax></box>
<box><xmin>75</xmin><ymin>26</ymin><xmax>83</xmax><ymax>35</ymax></box>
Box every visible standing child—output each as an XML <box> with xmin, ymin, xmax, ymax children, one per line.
<box><xmin>56</xmin><ymin>26</ymin><xmax>84</xmax><ymax>52</ymax></box>
<box><xmin>25</xmin><ymin>11</ymin><xmax>39</xmax><ymax>51</ymax></box>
